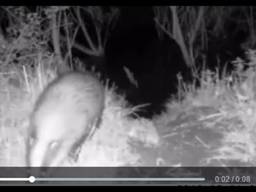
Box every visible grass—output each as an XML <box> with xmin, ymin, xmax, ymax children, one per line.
<box><xmin>1</xmin><ymin>50</ymin><xmax>256</xmax><ymax>167</ymax></box>
<box><xmin>0</xmin><ymin>55</ymin><xmax>160</xmax><ymax>167</ymax></box>
<box><xmin>153</xmin><ymin>50</ymin><xmax>256</xmax><ymax>166</ymax></box>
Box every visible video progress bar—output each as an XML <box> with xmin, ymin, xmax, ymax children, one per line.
<box><xmin>0</xmin><ymin>176</ymin><xmax>205</xmax><ymax>183</ymax></box>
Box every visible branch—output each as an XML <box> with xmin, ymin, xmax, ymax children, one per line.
<box><xmin>190</xmin><ymin>6</ymin><xmax>205</xmax><ymax>46</ymax></box>
<box><xmin>75</xmin><ymin>6</ymin><xmax>97</xmax><ymax>52</ymax></box>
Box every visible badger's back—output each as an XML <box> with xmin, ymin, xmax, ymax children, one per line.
<box><xmin>27</xmin><ymin>72</ymin><xmax>105</xmax><ymax>168</ymax></box>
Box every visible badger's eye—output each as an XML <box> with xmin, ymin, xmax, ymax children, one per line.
<box><xmin>49</xmin><ymin>140</ymin><xmax>59</xmax><ymax>150</ymax></box>
<box><xmin>29</xmin><ymin>137</ymin><xmax>36</xmax><ymax>146</ymax></box>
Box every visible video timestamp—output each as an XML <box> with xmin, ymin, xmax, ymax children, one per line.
<box><xmin>214</xmin><ymin>175</ymin><xmax>251</xmax><ymax>184</ymax></box>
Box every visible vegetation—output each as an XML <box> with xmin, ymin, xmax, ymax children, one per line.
<box><xmin>0</xmin><ymin>6</ymin><xmax>256</xmax><ymax>168</ymax></box>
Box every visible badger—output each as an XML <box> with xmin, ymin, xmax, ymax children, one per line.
<box><xmin>26</xmin><ymin>71</ymin><xmax>105</xmax><ymax>173</ymax></box>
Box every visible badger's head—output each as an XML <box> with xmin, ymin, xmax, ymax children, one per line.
<box><xmin>27</xmin><ymin>112</ymin><xmax>73</xmax><ymax>168</ymax></box>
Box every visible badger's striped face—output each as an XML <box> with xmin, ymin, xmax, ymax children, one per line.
<box><xmin>28</xmin><ymin>112</ymin><xmax>69</xmax><ymax>167</ymax></box>
<box><xmin>27</xmin><ymin>133</ymin><xmax>64</xmax><ymax>177</ymax></box>
<box><xmin>29</xmin><ymin>138</ymin><xmax>62</xmax><ymax>166</ymax></box>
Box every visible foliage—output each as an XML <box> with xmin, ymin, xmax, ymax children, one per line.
<box><xmin>154</xmin><ymin>6</ymin><xmax>256</xmax><ymax>73</ymax></box>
